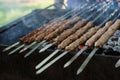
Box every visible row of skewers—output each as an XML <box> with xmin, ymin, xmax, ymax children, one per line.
<box><xmin>3</xmin><ymin>2</ymin><xmax>120</xmax><ymax>75</ymax></box>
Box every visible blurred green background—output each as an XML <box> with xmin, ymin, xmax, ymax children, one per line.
<box><xmin>0</xmin><ymin>0</ymin><xmax>54</xmax><ymax>27</ymax></box>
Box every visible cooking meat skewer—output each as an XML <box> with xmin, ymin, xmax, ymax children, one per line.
<box><xmin>18</xmin><ymin>3</ymin><xmax>96</xmax><ymax>54</ymax></box>
<box><xmin>64</xmin><ymin>21</ymin><xmax>113</xmax><ymax>68</ymax></box>
<box><xmin>22</xmin><ymin>3</ymin><xmax>90</xmax><ymax>44</ymax></box>
<box><xmin>64</xmin><ymin>9</ymin><xmax>119</xmax><ymax>68</ymax></box>
<box><xmin>8</xmin><ymin>20</ymin><xmax>68</xmax><ymax>55</ymax></box>
<box><xmin>36</xmin><ymin>4</ymin><xmax>109</xmax><ymax>69</ymax></box>
<box><xmin>23</xmin><ymin>4</ymin><xmax>100</xmax><ymax>57</ymax></box>
<box><xmin>36</xmin><ymin>27</ymin><xmax>99</xmax><ymax>70</ymax></box>
<box><xmin>6</xmin><ymin>3</ymin><xmax>96</xmax><ymax>56</ymax></box>
<box><xmin>2</xmin><ymin>16</ymin><xmax>62</xmax><ymax>52</ymax></box>
<box><xmin>35</xmin><ymin>7</ymin><xmax>110</xmax><ymax>73</ymax></box>
<box><xmin>35</xmin><ymin>4</ymin><xmax>110</xmax><ymax>70</ymax></box>
<box><xmin>77</xmin><ymin>16</ymin><xmax>120</xmax><ymax>75</ymax></box>
<box><xmin>35</xmin><ymin>19</ymin><xmax>86</xmax><ymax>69</ymax></box>
<box><xmin>24</xmin><ymin>16</ymin><xmax>80</xmax><ymax>57</ymax></box>
<box><xmin>38</xmin><ymin>3</ymin><xmax>108</xmax><ymax>54</ymax></box>
<box><xmin>19</xmin><ymin>20</ymin><xmax>67</xmax><ymax>53</ymax></box>
<box><xmin>2</xmin><ymin>3</ymin><xmax>90</xmax><ymax>52</ymax></box>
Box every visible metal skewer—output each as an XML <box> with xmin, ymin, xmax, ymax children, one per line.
<box><xmin>76</xmin><ymin>48</ymin><xmax>98</xmax><ymax>75</ymax></box>
<box><xmin>24</xmin><ymin>41</ymin><xmax>45</xmax><ymax>58</ymax></box>
<box><xmin>39</xmin><ymin>43</ymin><xmax>55</xmax><ymax>53</ymax></box>
<box><xmin>19</xmin><ymin>42</ymin><xmax>37</xmax><ymax>53</ymax></box>
<box><xmin>3</xmin><ymin>42</ymin><xmax>20</xmax><ymax>52</ymax></box>
<box><xmin>64</xmin><ymin>46</ymin><xmax>88</xmax><ymax>68</ymax></box>
<box><xmin>36</xmin><ymin>51</ymin><xmax>69</xmax><ymax>74</ymax></box>
<box><xmin>8</xmin><ymin>44</ymin><xmax>25</xmax><ymax>55</ymax></box>
<box><xmin>36</xmin><ymin>49</ymin><xmax>61</xmax><ymax>69</ymax></box>
<box><xmin>115</xmin><ymin>59</ymin><xmax>120</xmax><ymax>68</ymax></box>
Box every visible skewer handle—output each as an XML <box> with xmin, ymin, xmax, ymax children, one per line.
<box><xmin>77</xmin><ymin>48</ymin><xmax>98</xmax><ymax>75</ymax></box>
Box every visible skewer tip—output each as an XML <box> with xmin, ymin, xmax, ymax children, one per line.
<box><xmin>39</xmin><ymin>43</ymin><xmax>54</xmax><ymax>53</ymax></box>
<box><xmin>115</xmin><ymin>59</ymin><xmax>120</xmax><ymax>68</ymax></box>
<box><xmin>24</xmin><ymin>54</ymin><xmax>29</xmax><ymax>58</ymax></box>
<box><xmin>3</xmin><ymin>48</ymin><xmax>8</xmax><ymax>52</ymax></box>
<box><xmin>19</xmin><ymin>48</ymin><xmax>27</xmax><ymax>53</ymax></box>
<box><xmin>64</xmin><ymin>62</ymin><xmax>70</xmax><ymax>68</ymax></box>
<box><xmin>39</xmin><ymin>49</ymin><xmax>44</xmax><ymax>53</ymax></box>
<box><xmin>19</xmin><ymin>42</ymin><xmax>37</xmax><ymax>53</ymax></box>
<box><xmin>36</xmin><ymin>71</ymin><xmax>41</xmax><ymax>75</ymax></box>
<box><xmin>36</xmin><ymin>49</ymin><xmax>61</xmax><ymax>69</ymax></box>
<box><xmin>3</xmin><ymin>42</ymin><xmax>20</xmax><ymax>52</ymax></box>
<box><xmin>36</xmin><ymin>68</ymin><xmax>44</xmax><ymax>75</ymax></box>
<box><xmin>76</xmin><ymin>68</ymin><xmax>83</xmax><ymax>75</ymax></box>
<box><xmin>8</xmin><ymin>52</ymin><xmax>14</xmax><ymax>55</ymax></box>
<box><xmin>35</xmin><ymin>66</ymin><xmax>39</xmax><ymax>70</ymax></box>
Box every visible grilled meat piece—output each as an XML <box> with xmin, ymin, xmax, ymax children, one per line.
<box><xmin>44</xmin><ymin>16</ymin><xmax>80</xmax><ymax>41</ymax></box>
<box><xmin>58</xmin><ymin>21</ymin><xmax>94</xmax><ymax>49</ymax></box>
<box><xmin>65</xmin><ymin>27</ymin><xmax>99</xmax><ymax>51</ymax></box>
<box><xmin>95</xmin><ymin>19</ymin><xmax>120</xmax><ymax>47</ymax></box>
<box><xmin>54</xmin><ymin>19</ymin><xmax>86</xmax><ymax>44</ymax></box>
<box><xmin>85</xmin><ymin>21</ymin><xmax>113</xmax><ymax>47</ymax></box>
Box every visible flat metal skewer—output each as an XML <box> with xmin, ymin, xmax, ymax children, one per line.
<box><xmin>24</xmin><ymin>41</ymin><xmax>45</xmax><ymax>58</ymax></box>
<box><xmin>36</xmin><ymin>51</ymin><xmax>69</xmax><ymax>74</ymax></box>
<box><xmin>39</xmin><ymin>43</ymin><xmax>55</xmax><ymax>53</ymax></box>
<box><xmin>19</xmin><ymin>42</ymin><xmax>37</xmax><ymax>53</ymax></box>
<box><xmin>115</xmin><ymin>59</ymin><xmax>120</xmax><ymax>68</ymax></box>
<box><xmin>64</xmin><ymin>46</ymin><xmax>88</xmax><ymax>68</ymax></box>
<box><xmin>3</xmin><ymin>42</ymin><xmax>20</xmax><ymax>52</ymax></box>
<box><xmin>8</xmin><ymin>44</ymin><xmax>25</xmax><ymax>55</ymax></box>
<box><xmin>76</xmin><ymin>48</ymin><xmax>98</xmax><ymax>75</ymax></box>
<box><xmin>36</xmin><ymin>49</ymin><xmax>61</xmax><ymax>69</ymax></box>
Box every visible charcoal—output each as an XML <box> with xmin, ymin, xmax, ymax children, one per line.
<box><xmin>103</xmin><ymin>30</ymin><xmax>120</xmax><ymax>53</ymax></box>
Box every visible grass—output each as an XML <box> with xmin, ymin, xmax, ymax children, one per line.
<box><xmin>0</xmin><ymin>1</ymin><xmax>53</xmax><ymax>27</ymax></box>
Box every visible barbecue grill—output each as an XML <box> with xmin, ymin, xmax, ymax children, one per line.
<box><xmin>0</xmin><ymin>2</ymin><xmax>120</xmax><ymax>80</ymax></box>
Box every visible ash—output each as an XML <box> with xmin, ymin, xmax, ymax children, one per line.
<box><xmin>103</xmin><ymin>30</ymin><xmax>120</xmax><ymax>52</ymax></box>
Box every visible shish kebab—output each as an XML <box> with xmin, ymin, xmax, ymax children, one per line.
<box><xmin>77</xmin><ymin>13</ymin><xmax>120</xmax><ymax>75</ymax></box>
<box><xmin>35</xmin><ymin>6</ymin><xmax>111</xmax><ymax>74</ymax></box>
<box><xmin>19</xmin><ymin>3</ymin><xmax>88</xmax><ymax>44</ymax></box>
<box><xmin>4</xmin><ymin>3</ymin><xmax>94</xmax><ymax>55</ymax></box>
<box><xmin>35</xmin><ymin>4</ymin><xmax>110</xmax><ymax>70</ymax></box>
<box><xmin>23</xmin><ymin>3</ymin><xmax>101</xmax><ymax>57</ymax></box>
<box><xmin>21</xmin><ymin>3</ymin><xmax>98</xmax><ymax>52</ymax></box>
<box><xmin>23</xmin><ymin>16</ymin><xmax>80</xmax><ymax>57</ymax></box>
<box><xmin>38</xmin><ymin>3</ymin><xmax>109</xmax><ymax>54</ymax></box>
<box><xmin>64</xmin><ymin>8</ymin><xmax>119</xmax><ymax>68</ymax></box>
<box><xmin>21</xmin><ymin>3</ymin><xmax>91</xmax><ymax>44</ymax></box>
<box><xmin>7</xmin><ymin>18</ymin><xmax>78</xmax><ymax>55</ymax></box>
<box><xmin>8</xmin><ymin>16</ymin><xmax>82</xmax><ymax>54</ymax></box>
<box><xmin>2</xmin><ymin>3</ymin><xmax>89</xmax><ymax>52</ymax></box>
